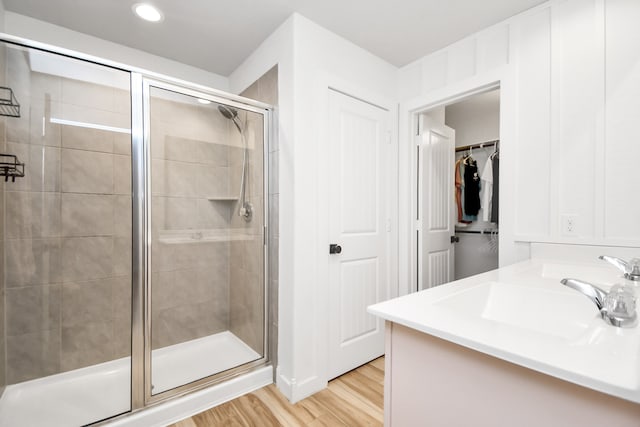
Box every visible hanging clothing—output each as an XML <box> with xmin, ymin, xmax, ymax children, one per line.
<box><xmin>463</xmin><ymin>158</ymin><xmax>481</xmax><ymax>216</ymax></box>
<box><xmin>455</xmin><ymin>158</ymin><xmax>463</xmax><ymax>222</ymax></box>
<box><xmin>458</xmin><ymin>157</ymin><xmax>478</xmax><ymax>224</ymax></box>
<box><xmin>491</xmin><ymin>156</ymin><xmax>499</xmax><ymax>223</ymax></box>
<box><xmin>481</xmin><ymin>157</ymin><xmax>493</xmax><ymax>222</ymax></box>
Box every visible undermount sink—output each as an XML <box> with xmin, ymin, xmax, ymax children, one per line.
<box><xmin>434</xmin><ymin>281</ymin><xmax>598</xmax><ymax>340</ymax></box>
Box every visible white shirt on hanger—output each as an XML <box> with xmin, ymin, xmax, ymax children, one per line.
<box><xmin>481</xmin><ymin>156</ymin><xmax>493</xmax><ymax>222</ymax></box>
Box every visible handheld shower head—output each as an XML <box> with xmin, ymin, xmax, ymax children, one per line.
<box><xmin>217</xmin><ymin>105</ymin><xmax>238</xmax><ymax>120</ymax></box>
<box><xmin>217</xmin><ymin>104</ymin><xmax>243</xmax><ymax>133</ymax></box>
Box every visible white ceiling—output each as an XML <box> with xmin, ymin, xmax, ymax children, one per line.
<box><xmin>3</xmin><ymin>0</ymin><xmax>547</xmax><ymax>76</ymax></box>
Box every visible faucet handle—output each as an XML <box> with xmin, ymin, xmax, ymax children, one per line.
<box><xmin>628</xmin><ymin>258</ymin><xmax>640</xmax><ymax>277</ymax></box>
<box><xmin>602</xmin><ymin>284</ymin><xmax>638</xmax><ymax>327</ymax></box>
<box><xmin>599</xmin><ymin>255</ymin><xmax>640</xmax><ymax>281</ymax></box>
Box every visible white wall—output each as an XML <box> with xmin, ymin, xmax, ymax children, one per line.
<box><xmin>399</xmin><ymin>0</ymin><xmax>640</xmax><ymax>297</ymax></box>
<box><xmin>3</xmin><ymin>12</ymin><xmax>228</xmax><ymax>90</ymax></box>
<box><xmin>231</xmin><ymin>13</ymin><xmax>398</xmax><ymax>402</ymax></box>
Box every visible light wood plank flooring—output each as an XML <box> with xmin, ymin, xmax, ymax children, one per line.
<box><xmin>170</xmin><ymin>357</ymin><xmax>384</xmax><ymax>427</ymax></box>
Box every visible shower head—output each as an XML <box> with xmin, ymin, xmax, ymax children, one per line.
<box><xmin>218</xmin><ymin>104</ymin><xmax>243</xmax><ymax>133</ymax></box>
<box><xmin>218</xmin><ymin>105</ymin><xmax>238</xmax><ymax>120</ymax></box>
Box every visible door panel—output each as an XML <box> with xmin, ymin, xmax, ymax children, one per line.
<box><xmin>419</xmin><ymin>116</ymin><xmax>455</xmax><ymax>290</ymax></box>
<box><xmin>328</xmin><ymin>89</ymin><xmax>391</xmax><ymax>379</ymax></box>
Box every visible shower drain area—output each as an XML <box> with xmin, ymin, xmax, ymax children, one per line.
<box><xmin>0</xmin><ymin>331</ymin><xmax>260</xmax><ymax>427</ymax></box>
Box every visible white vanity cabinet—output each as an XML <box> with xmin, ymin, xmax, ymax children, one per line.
<box><xmin>384</xmin><ymin>322</ymin><xmax>640</xmax><ymax>427</ymax></box>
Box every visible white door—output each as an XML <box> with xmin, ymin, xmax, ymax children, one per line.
<box><xmin>327</xmin><ymin>89</ymin><xmax>391</xmax><ymax>379</ymax></box>
<box><xmin>417</xmin><ymin>115</ymin><xmax>455</xmax><ymax>290</ymax></box>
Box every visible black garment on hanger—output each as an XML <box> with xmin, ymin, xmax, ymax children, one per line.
<box><xmin>491</xmin><ymin>157</ymin><xmax>499</xmax><ymax>223</ymax></box>
<box><xmin>463</xmin><ymin>159</ymin><xmax>481</xmax><ymax>216</ymax></box>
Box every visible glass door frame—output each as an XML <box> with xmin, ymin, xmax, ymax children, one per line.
<box><xmin>135</xmin><ymin>76</ymin><xmax>272</xmax><ymax>406</ymax></box>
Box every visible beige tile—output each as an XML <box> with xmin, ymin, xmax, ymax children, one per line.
<box><xmin>5</xmin><ymin>108</ymin><xmax>29</xmax><ymax>143</ymax></box>
<box><xmin>269</xmin><ymin>193</ymin><xmax>279</xmax><ymax>237</ymax></box>
<box><xmin>61</xmin><ymin>279</ymin><xmax>113</xmax><ymax>327</ymax></box>
<box><xmin>113</xmin><ymin>237</ymin><xmax>132</xmax><ymax>277</ymax></box>
<box><xmin>258</xmin><ymin>65</ymin><xmax>279</xmax><ymax>106</ymax></box>
<box><xmin>61</xmin><ymin>236</ymin><xmax>113</xmax><ymax>281</ymax></box>
<box><xmin>114</xmin><ymin>154</ymin><xmax>132</xmax><ymax>195</ymax></box>
<box><xmin>165</xmin><ymin>160</ymin><xmax>199</xmax><ymax>197</ymax></box>
<box><xmin>198</xmin><ymin>165</ymin><xmax>229</xmax><ymax>198</ymax></box>
<box><xmin>5</xmin><ymin>238</ymin><xmax>62</xmax><ymax>287</ymax></box>
<box><xmin>114</xmin><ymin>195</ymin><xmax>132</xmax><ymax>237</ymax></box>
<box><xmin>6</xmin><ymin>142</ymin><xmax>60</xmax><ymax>192</ymax></box>
<box><xmin>151</xmin><ymin>159</ymin><xmax>167</xmax><ymax>196</ymax></box>
<box><xmin>112</xmin><ymin>275</ymin><xmax>132</xmax><ymax>319</ymax></box>
<box><xmin>6</xmin><ymin>285</ymin><xmax>61</xmax><ymax>336</ymax></box>
<box><xmin>61</xmin><ymin>148</ymin><xmax>113</xmax><ymax>194</ymax></box>
<box><xmin>269</xmin><ymin>151</ymin><xmax>279</xmax><ymax>195</ymax></box>
<box><xmin>61</xmin><ymin>193</ymin><xmax>114</xmax><ymax>237</ymax></box>
<box><xmin>6</xmin><ymin>330</ymin><xmax>61</xmax><ymax>383</ymax></box>
<box><xmin>5</xmin><ymin>191</ymin><xmax>61</xmax><ymax>238</ymax></box>
<box><xmin>113</xmin><ymin>315</ymin><xmax>132</xmax><ymax>359</ymax></box>
<box><xmin>200</xmin><ymin>141</ymin><xmax>229</xmax><ymax>167</ymax></box>
<box><xmin>163</xmin><ymin>197</ymin><xmax>198</xmax><ymax>230</ymax></box>
<box><xmin>113</xmin><ymin>133</ymin><xmax>131</xmax><ymax>155</ymax></box>
<box><xmin>240</xmin><ymin>81</ymin><xmax>259</xmax><ymax>100</ymax></box>
<box><xmin>151</xmin><ymin>300</ymin><xmax>225</xmax><ymax>350</ymax></box>
<box><xmin>61</xmin><ymin>125</ymin><xmax>114</xmax><ymax>153</ymax></box>
<box><xmin>61</xmin><ymin>320</ymin><xmax>113</xmax><ymax>371</ymax></box>
<box><xmin>30</xmin><ymin>71</ymin><xmax>62</xmax><ymax>104</ymax></box>
<box><xmin>30</xmin><ymin>102</ymin><xmax>62</xmax><ymax>147</ymax></box>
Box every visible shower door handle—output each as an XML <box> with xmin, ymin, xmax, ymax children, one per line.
<box><xmin>329</xmin><ymin>244</ymin><xmax>342</xmax><ymax>254</ymax></box>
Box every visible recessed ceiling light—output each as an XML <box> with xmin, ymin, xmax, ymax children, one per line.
<box><xmin>133</xmin><ymin>3</ymin><xmax>164</xmax><ymax>22</ymax></box>
<box><xmin>197</xmin><ymin>99</ymin><xmax>212</xmax><ymax>105</ymax></box>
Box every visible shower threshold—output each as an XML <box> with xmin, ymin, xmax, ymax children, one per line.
<box><xmin>0</xmin><ymin>331</ymin><xmax>261</xmax><ymax>427</ymax></box>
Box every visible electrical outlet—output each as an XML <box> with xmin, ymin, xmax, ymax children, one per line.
<box><xmin>561</xmin><ymin>214</ymin><xmax>578</xmax><ymax>236</ymax></box>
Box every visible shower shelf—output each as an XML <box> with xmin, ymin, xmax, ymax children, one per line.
<box><xmin>0</xmin><ymin>86</ymin><xmax>20</xmax><ymax>118</ymax></box>
<box><xmin>207</xmin><ymin>196</ymin><xmax>239</xmax><ymax>201</ymax></box>
<box><xmin>0</xmin><ymin>153</ymin><xmax>25</xmax><ymax>182</ymax></box>
<box><xmin>158</xmin><ymin>229</ymin><xmax>254</xmax><ymax>244</ymax></box>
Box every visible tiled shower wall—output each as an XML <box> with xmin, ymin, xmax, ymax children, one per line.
<box><xmin>150</xmin><ymin>95</ymin><xmax>238</xmax><ymax>349</ymax></box>
<box><xmin>233</xmin><ymin>65</ymin><xmax>278</xmax><ymax>359</ymax></box>
<box><xmin>2</xmin><ymin>47</ymin><xmax>132</xmax><ymax>384</ymax></box>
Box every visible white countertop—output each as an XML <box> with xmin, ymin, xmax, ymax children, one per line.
<box><xmin>368</xmin><ymin>259</ymin><xmax>640</xmax><ymax>404</ymax></box>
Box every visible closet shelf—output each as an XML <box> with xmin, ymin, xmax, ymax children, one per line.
<box><xmin>455</xmin><ymin>139</ymin><xmax>499</xmax><ymax>153</ymax></box>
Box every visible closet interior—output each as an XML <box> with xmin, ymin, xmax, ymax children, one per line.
<box><xmin>446</xmin><ymin>89</ymin><xmax>500</xmax><ymax>280</ymax></box>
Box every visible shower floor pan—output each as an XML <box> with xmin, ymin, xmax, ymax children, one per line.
<box><xmin>0</xmin><ymin>331</ymin><xmax>260</xmax><ymax>427</ymax></box>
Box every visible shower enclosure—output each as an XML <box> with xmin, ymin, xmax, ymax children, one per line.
<box><xmin>0</xmin><ymin>36</ymin><xmax>271</xmax><ymax>426</ymax></box>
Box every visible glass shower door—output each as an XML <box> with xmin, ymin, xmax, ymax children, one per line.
<box><xmin>0</xmin><ymin>42</ymin><xmax>132</xmax><ymax>426</ymax></box>
<box><xmin>145</xmin><ymin>82</ymin><xmax>267</xmax><ymax>397</ymax></box>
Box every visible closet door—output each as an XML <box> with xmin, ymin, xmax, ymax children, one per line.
<box><xmin>418</xmin><ymin>116</ymin><xmax>455</xmax><ymax>290</ymax></box>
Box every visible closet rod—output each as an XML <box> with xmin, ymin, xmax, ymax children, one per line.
<box><xmin>455</xmin><ymin>139</ymin><xmax>499</xmax><ymax>153</ymax></box>
<box><xmin>455</xmin><ymin>229</ymin><xmax>499</xmax><ymax>235</ymax></box>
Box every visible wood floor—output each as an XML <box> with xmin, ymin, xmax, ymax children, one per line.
<box><xmin>170</xmin><ymin>357</ymin><xmax>384</xmax><ymax>427</ymax></box>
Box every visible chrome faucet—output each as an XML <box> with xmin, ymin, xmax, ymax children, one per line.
<box><xmin>561</xmin><ymin>278</ymin><xmax>637</xmax><ymax>327</ymax></box>
<box><xmin>599</xmin><ymin>255</ymin><xmax>640</xmax><ymax>281</ymax></box>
